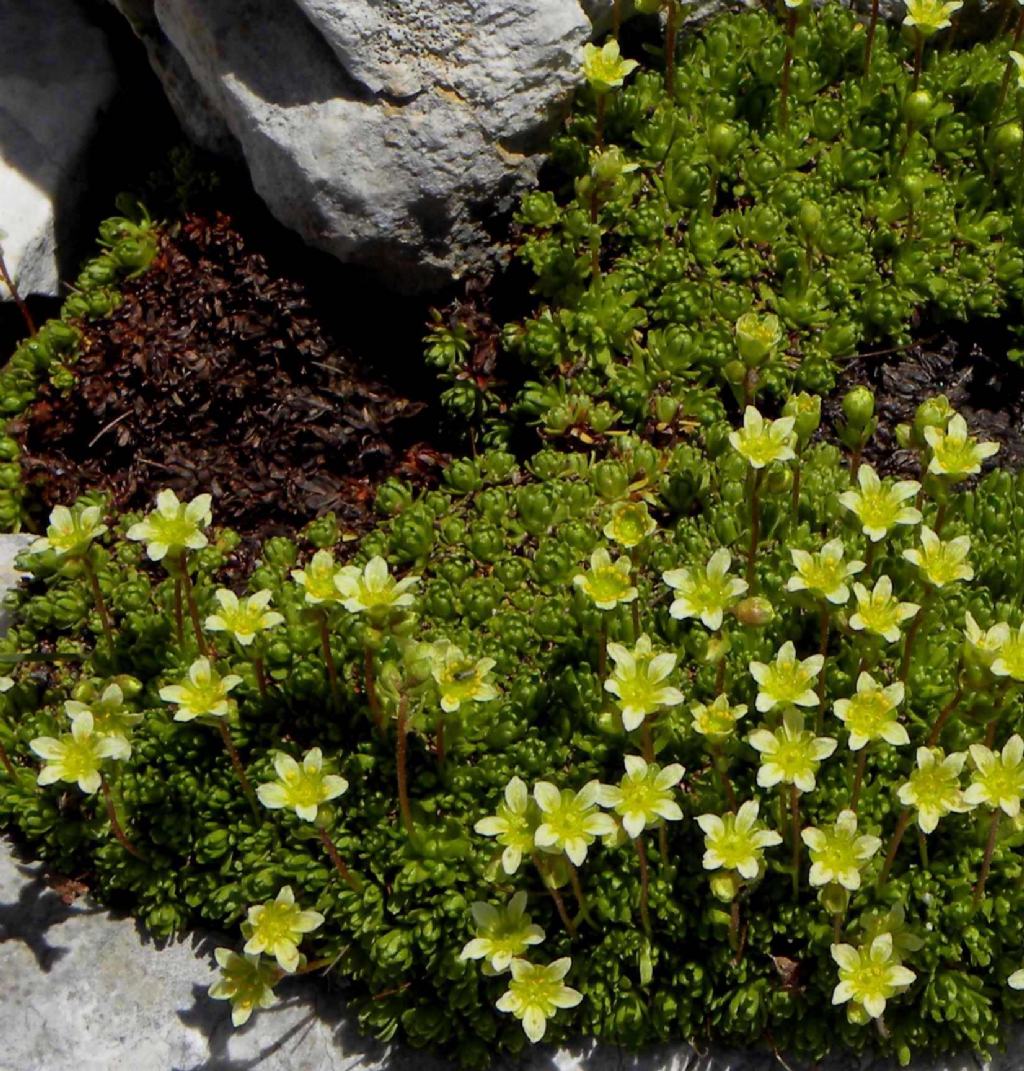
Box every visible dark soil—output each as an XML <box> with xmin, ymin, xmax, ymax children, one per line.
<box><xmin>12</xmin><ymin>214</ymin><xmax>451</xmax><ymax>546</ymax></box>
<box><xmin>821</xmin><ymin>325</ymin><xmax>1024</xmax><ymax>479</ymax></box>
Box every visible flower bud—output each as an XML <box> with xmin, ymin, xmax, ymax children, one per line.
<box><xmin>818</xmin><ymin>883</ymin><xmax>850</xmax><ymax>917</ymax></box>
<box><xmin>709</xmin><ymin>121</ymin><xmax>740</xmax><ymax>161</ymax></box>
<box><xmin>993</xmin><ymin>121</ymin><xmax>1024</xmax><ymax>156</ymax></box>
<box><xmin>903</xmin><ymin>89</ymin><xmax>933</xmax><ymax>126</ymax></box>
<box><xmin>797</xmin><ymin>200</ymin><xmax>822</xmax><ymax>237</ymax></box>
<box><xmin>900</xmin><ymin>172</ymin><xmax>926</xmax><ymax>205</ymax></box>
<box><xmin>705</xmin><ymin>632</ymin><xmax>732</xmax><ymax>664</ymax></box>
<box><xmin>733</xmin><ymin>596</ymin><xmax>775</xmax><ymax>628</ymax></box>
<box><xmin>764</xmin><ymin>467</ymin><xmax>792</xmax><ymax>495</ymax></box>
<box><xmin>710</xmin><ymin>872</ymin><xmax>742</xmax><ymax>903</ymax></box>
<box><xmin>842</xmin><ymin>386</ymin><xmax>875</xmax><ymax>429</ymax></box>
<box><xmin>735</xmin><ymin>312</ymin><xmax>783</xmax><ymax>368</ymax></box>
<box><xmin>913</xmin><ymin>395</ymin><xmax>952</xmax><ymax>442</ymax></box>
<box><xmin>653</xmin><ymin>394</ymin><xmax>679</xmax><ymax>425</ymax></box>
<box><xmin>112</xmin><ymin>674</ymin><xmax>144</xmax><ymax>700</ymax></box>
<box><xmin>782</xmin><ymin>391</ymin><xmax>821</xmax><ymax>443</ymax></box>
<box><xmin>592</xmin><ymin>459</ymin><xmax>630</xmax><ymax>501</ymax></box>
<box><xmin>895</xmin><ymin>422</ymin><xmax>913</xmax><ymax>449</ymax></box>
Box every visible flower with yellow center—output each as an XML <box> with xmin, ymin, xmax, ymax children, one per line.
<box><xmin>533</xmin><ymin>780</ymin><xmax>617</xmax><ymax>866</ymax></box>
<box><xmin>257</xmin><ymin>748</ymin><xmax>348</xmax><ymax>822</ymax></box>
<box><xmin>475</xmin><ymin>775</ymin><xmax>537</xmax><ymax>875</ymax></box>
<box><xmin>728</xmin><ymin>407</ymin><xmax>797</xmax><ymax>469</ymax></box>
<box><xmin>427</xmin><ymin>640</ymin><xmax>499</xmax><ymax>713</ymax></box>
<box><xmin>159</xmin><ymin>657</ymin><xmax>241</xmax><ymax>722</ymax></box>
<box><xmin>604</xmin><ymin>634</ymin><xmax>683</xmax><ymax>732</ymax></box>
<box><xmin>849</xmin><ymin>576</ymin><xmax>919</xmax><ymax>644</ymax></box>
<box><xmin>291</xmin><ymin>549</ymin><xmax>342</xmax><ymax>605</ymax></box>
<box><xmin>802</xmin><ymin>810</ymin><xmax>881</xmax><ymax>891</ymax></box>
<box><xmin>748</xmin><ymin>641</ymin><xmax>824</xmax><ymax>713</ymax></box>
<box><xmin>692</xmin><ymin>694</ymin><xmax>748</xmax><ymax>741</ymax></box>
<box><xmin>963</xmin><ymin>612</ymin><xmax>1009</xmax><ymax>670</ymax></box>
<box><xmin>64</xmin><ymin>683</ymin><xmax>142</xmax><ymax>740</ymax></box>
<box><xmin>30</xmin><ymin>710</ymin><xmax>130</xmax><ymax>794</ymax></box>
<box><xmin>205</xmin><ymin>589</ymin><xmax>284</xmax><ymax>646</ymax></box>
<box><xmin>963</xmin><ymin>736</ymin><xmax>1024</xmax><ymax>817</ymax></box>
<box><xmin>786</xmin><ymin>538</ymin><xmax>864</xmax><ymax>605</ymax></box>
<box><xmin>831</xmin><ymin>934</ymin><xmax>916</xmax><ymax>1019</ymax></box>
<box><xmin>839</xmin><ymin>465</ymin><xmax>922</xmax><ymax>543</ymax></box>
<box><xmin>603</xmin><ymin>500</ymin><xmax>657</xmax><ymax>548</ymax></box>
<box><xmin>735</xmin><ymin>312</ymin><xmax>783</xmax><ymax>365</ymax></box>
<box><xmin>126</xmin><ymin>489</ymin><xmax>212</xmax><ymax>561</ymax></box>
<box><xmin>902</xmin><ymin>527</ymin><xmax>973</xmax><ymax>587</ymax></box>
<box><xmin>696</xmin><ymin>800</ymin><xmax>783</xmax><ymax>880</ymax></box>
<box><xmin>581</xmin><ymin>40</ymin><xmax>639</xmax><ymax>94</ymax></box>
<box><xmin>598</xmin><ymin>755</ymin><xmax>685</xmax><ymax>839</ymax></box>
<box><xmin>209</xmin><ymin>948</ymin><xmax>278</xmax><ymax>1027</ymax></box>
<box><xmin>855</xmin><ymin>905</ymin><xmax>924</xmax><ymax>959</ymax></box>
<box><xmin>897</xmin><ymin>747</ymin><xmax>969</xmax><ymax>833</ymax></box>
<box><xmin>748</xmin><ymin>709</ymin><xmax>837</xmax><ymax>793</ymax></box>
<box><xmin>495</xmin><ymin>957</ymin><xmax>583</xmax><ymax>1043</ymax></box>
<box><xmin>663</xmin><ymin>548</ymin><xmax>748</xmax><ymax>631</ymax></box>
<box><xmin>31</xmin><ymin>503</ymin><xmax>107</xmax><ymax>559</ymax></box>
<box><xmin>573</xmin><ymin>548</ymin><xmax>637</xmax><ymax>611</ymax></box>
<box><xmin>924</xmin><ymin>413</ymin><xmax>999</xmax><ymax>478</ymax></box>
<box><xmin>242</xmin><ymin>886</ymin><xmax>324</xmax><ymax>973</ymax></box>
<box><xmin>833</xmin><ymin>673</ymin><xmax>908</xmax><ymax>751</ymax></box>
<box><xmin>992</xmin><ymin>624</ymin><xmax>1024</xmax><ymax>683</ymax></box>
<box><xmin>334</xmin><ymin>555</ymin><xmax>419</xmax><ymax>619</ymax></box>
<box><xmin>459</xmin><ymin>891</ymin><xmax>545</xmax><ymax>974</ymax></box>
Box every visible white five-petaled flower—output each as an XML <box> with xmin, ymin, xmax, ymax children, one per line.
<box><xmin>924</xmin><ymin>412</ymin><xmax>999</xmax><ymax>478</ymax></box>
<box><xmin>205</xmin><ymin>589</ymin><xmax>284</xmax><ymax>646</ymax></box>
<box><xmin>31</xmin><ymin>503</ymin><xmax>107</xmax><ymax>559</ymax></box>
<box><xmin>158</xmin><ymin>657</ymin><xmax>242</xmax><ymax>722</ymax></box>
<box><xmin>663</xmin><ymin>548</ymin><xmax>748</xmax><ymax>631</ymax></box>
<box><xmin>242</xmin><ymin>886</ymin><xmax>325</xmax><ymax>973</ymax></box>
<box><xmin>208</xmin><ymin>949</ymin><xmax>278</xmax><ymax>1027</ymax></box>
<box><xmin>598</xmin><ymin>755</ymin><xmax>685</xmax><ymax>839</ymax></box>
<box><xmin>256</xmin><ymin>748</ymin><xmax>349</xmax><ymax>822</ymax></box>
<box><xmin>748</xmin><ymin>641</ymin><xmax>824</xmax><ymax>713</ymax></box>
<box><xmin>838</xmin><ymin>465</ymin><xmax>921</xmax><ymax>543</ymax></box>
<box><xmin>604</xmin><ymin>634</ymin><xmax>684</xmax><ymax>731</ymax></box>
<box><xmin>748</xmin><ymin>709</ymin><xmax>837</xmax><ymax>793</ymax></box>
<box><xmin>831</xmin><ymin>934</ymin><xmax>916</xmax><ymax>1020</ymax></box>
<box><xmin>474</xmin><ymin>776</ymin><xmax>537</xmax><ymax>875</ymax></box>
<box><xmin>963</xmin><ymin>612</ymin><xmax>1009</xmax><ymax>670</ymax></box>
<box><xmin>334</xmin><ymin>555</ymin><xmax>419</xmax><ymax>617</ymax></box>
<box><xmin>126</xmin><ymin>489</ymin><xmax>212</xmax><ymax>561</ymax></box>
<box><xmin>728</xmin><ymin>407</ymin><xmax>797</xmax><ymax>469</ymax></box>
<box><xmin>29</xmin><ymin>710</ymin><xmax>131</xmax><ymax>795</ymax></box>
<box><xmin>495</xmin><ymin>957</ymin><xmax>583</xmax><ymax>1043</ymax></box>
<box><xmin>603</xmin><ymin>500</ymin><xmax>657</xmax><ymax>548</ymax></box>
<box><xmin>897</xmin><ymin>747</ymin><xmax>969</xmax><ymax>833</ymax></box>
<box><xmin>427</xmin><ymin>640</ymin><xmax>499</xmax><ymax>713</ymax></box>
<box><xmin>459</xmin><ymin>891</ymin><xmax>545</xmax><ymax>974</ymax></box>
<box><xmin>691</xmin><ymin>694</ymin><xmax>748</xmax><ymax>740</ymax></box>
<box><xmin>992</xmin><ymin>623</ymin><xmax>1024</xmax><ymax>682</ymax></box>
<box><xmin>533</xmin><ymin>780</ymin><xmax>617</xmax><ymax>866</ymax></box>
<box><xmin>833</xmin><ymin>673</ymin><xmax>908</xmax><ymax>751</ymax></box>
<box><xmin>963</xmin><ymin>736</ymin><xmax>1024</xmax><ymax>817</ymax></box>
<box><xmin>573</xmin><ymin>548</ymin><xmax>638</xmax><ymax>610</ymax></box>
<box><xmin>291</xmin><ymin>549</ymin><xmax>342</xmax><ymax>605</ymax></box>
<box><xmin>64</xmin><ymin>682</ymin><xmax>143</xmax><ymax>740</ymax></box>
<box><xmin>786</xmin><ymin>539</ymin><xmax>864</xmax><ymax>605</ymax></box>
<box><xmin>696</xmin><ymin>800</ymin><xmax>783</xmax><ymax>880</ymax></box>
<box><xmin>902</xmin><ymin>527</ymin><xmax>973</xmax><ymax>587</ymax></box>
<box><xmin>849</xmin><ymin>576</ymin><xmax>919</xmax><ymax>644</ymax></box>
<box><xmin>801</xmin><ymin>810</ymin><xmax>881</xmax><ymax>891</ymax></box>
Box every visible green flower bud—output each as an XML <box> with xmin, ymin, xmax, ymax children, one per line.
<box><xmin>797</xmin><ymin>201</ymin><xmax>822</xmax><ymax>237</ymax></box>
<box><xmin>709</xmin><ymin>122</ymin><xmax>741</xmax><ymax>161</ymax></box>
<box><xmin>842</xmin><ymin>386</ymin><xmax>875</xmax><ymax>429</ymax></box>
<box><xmin>913</xmin><ymin>395</ymin><xmax>953</xmax><ymax>442</ymax></box>
<box><xmin>733</xmin><ymin>596</ymin><xmax>775</xmax><ymax>628</ymax></box>
<box><xmin>903</xmin><ymin>89</ymin><xmax>933</xmax><ymax>125</ymax></box>
<box><xmin>782</xmin><ymin>392</ymin><xmax>821</xmax><ymax>443</ymax></box>
<box><xmin>994</xmin><ymin>121</ymin><xmax>1024</xmax><ymax>156</ymax></box>
<box><xmin>735</xmin><ymin>312</ymin><xmax>783</xmax><ymax>368</ymax></box>
<box><xmin>592</xmin><ymin>460</ymin><xmax>630</xmax><ymax>501</ymax></box>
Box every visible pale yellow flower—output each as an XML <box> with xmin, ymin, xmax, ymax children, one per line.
<box><xmin>787</xmin><ymin>539</ymin><xmax>864</xmax><ymax>605</ymax></box>
<box><xmin>833</xmin><ymin>673</ymin><xmax>908</xmax><ymax>751</ymax></box>
<box><xmin>64</xmin><ymin>683</ymin><xmax>143</xmax><ymax>739</ymax></box>
<box><xmin>691</xmin><ymin>694</ymin><xmax>748</xmax><ymax>741</ymax></box>
<box><xmin>963</xmin><ymin>612</ymin><xmax>1009</xmax><ymax>670</ymax></box>
<box><xmin>495</xmin><ymin>957</ymin><xmax>583</xmax><ymax>1043</ymax></box>
<box><xmin>838</xmin><ymin>465</ymin><xmax>921</xmax><ymax>542</ymax></box>
<box><xmin>209</xmin><ymin>949</ymin><xmax>278</xmax><ymax>1027</ymax></box>
<box><xmin>604</xmin><ymin>634</ymin><xmax>683</xmax><ymax>732</ymax></box>
<box><xmin>205</xmin><ymin>589</ymin><xmax>284</xmax><ymax>646</ymax></box>
<box><xmin>159</xmin><ymin>657</ymin><xmax>241</xmax><ymax>722</ymax></box>
<box><xmin>748</xmin><ymin>640</ymin><xmax>824</xmax><ymax>713</ymax></box>
<box><xmin>831</xmin><ymin>934</ymin><xmax>916</xmax><ymax>1020</ymax></box>
<box><xmin>126</xmin><ymin>489</ymin><xmax>212</xmax><ymax>561</ymax></box>
<box><xmin>802</xmin><ymin>810</ymin><xmax>881</xmax><ymax>891</ymax></box>
<box><xmin>963</xmin><ymin>735</ymin><xmax>1024</xmax><ymax>817</ymax></box>
<box><xmin>334</xmin><ymin>555</ymin><xmax>419</xmax><ymax>617</ymax></box>
<box><xmin>581</xmin><ymin>40</ymin><xmax>639</xmax><ymax>94</ymax></box>
<box><xmin>728</xmin><ymin>407</ymin><xmax>797</xmax><ymax>469</ymax></box>
<box><xmin>242</xmin><ymin>886</ymin><xmax>324</xmax><ymax>973</ymax></box>
<box><xmin>31</xmin><ymin>503</ymin><xmax>107</xmax><ymax>558</ymax></box>
<box><xmin>427</xmin><ymin>641</ymin><xmax>499</xmax><ymax>713</ymax></box>
<box><xmin>897</xmin><ymin>747</ymin><xmax>969</xmax><ymax>833</ymax></box>
<box><xmin>573</xmin><ymin>548</ymin><xmax>637</xmax><ymax>611</ymax></box>
<box><xmin>291</xmin><ymin>549</ymin><xmax>342</xmax><ymax>605</ymax></box>
<box><xmin>30</xmin><ymin>710</ymin><xmax>130</xmax><ymax>795</ymax></box>
<box><xmin>598</xmin><ymin>755</ymin><xmax>685</xmax><ymax>839</ymax></box>
<box><xmin>902</xmin><ymin>527</ymin><xmax>972</xmax><ymax>587</ymax></box>
<box><xmin>849</xmin><ymin>576</ymin><xmax>919</xmax><ymax>644</ymax></box>
<box><xmin>696</xmin><ymin>800</ymin><xmax>783</xmax><ymax>880</ymax></box>
<box><xmin>924</xmin><ymin>413</ymin><xmax>999</xmax><ymax>477</ymax></box>
<box><xmin>459</xmin><ymin>891</ymin><xmax>545</xmax><ymax>974</ymax></box>
<box><xmin>533</xmin><ymin>780</ymin><xmax>617</xmax><ymax>866</ymax></box>
<box><xmin>475</xmin><ymin>776</ymin><xmax>537</xmax><ymax>875</ymax></box>
<box><xmin>257</xmin><ymin>748</ymin><xmax>348</xmax><ymax>822</ymax></box>
<box><xmin>603</xmin><ymin>501</ymin><xmax>657</xmax><ymax>548</ymax></box>
<box><xmin>748</xmin><ymin>709</ymin><xmax>837</xmax><ymax>793</ymax></box>
<box><xmin>992</xmin><ymin>623</ymin><xmax>1024</xmax><ymax>682</ymax></box>
<box><xmin>663</xmin><ymin>548</ymin><xmax>748</xmax><ymax>631</ymax></box>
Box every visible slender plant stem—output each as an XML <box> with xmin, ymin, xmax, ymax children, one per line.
<box><xmin>318</xmin><ymin>611</ymin><xmax>340</xmax><ymax>706</ymax></box>
<box><xmin>396</xmin><ymin>693</ymin><xmax>413</xmax><ymax>833</ymax></box>
<box><xmin>0</xmin><ymin>741</ymin><xmax>15</xmax><ymax>778</ymax></box>
<box><xmin>973</xmin><ymin>810</ymin><xmax>1002</xmax><ymax>906</ymax></box>
<box><xmin>641</xmin><ymin>719</ymin><xmax>655</xmax><ymax>763</ymax></box>
<box><xmin>253</xmin><ymin>654</ymin><xmax>269</xmax><ymax>699</ymax></box>
<box><xmin>899</xmin><ymin>589</ymin><xmax>931</xmax><ymax>684</ymax></box>
<box><xmin>598</xmin><ymin>617</ymin><xmax>608</xmax><ymax>684</ymax></box>
<box><xmin>178</xmin><ymin>553</ymin><xmax>208</xmax><ymax>656</ymax></box>
<box><xmin>926</xmin><ymin>684</ymin><xmax>963</xmax><ymax>746</ymax></box>
<box><xmin>833</xmin><ymin>912</ymin><xmax>843</xmax><ymax>943</ymax></box>
<box><xmin>917</xmin><ymin>827</ymin><xmax>929</xmax><ymax>868</ymax></box>
<box><xmin>851</xmin><ymin>748</ymin><xmax>868</xmax><ymax>812</ymax></box>
<box><xmin>658</xmin><ymin>822</ymin><xmax>669</xmax><ymax>864</ymax></box>
<box><xmin>317</xmin><ymin>826</ymin><xmax>363</xmax><ymax>892</ymax></box>
<box><xmin>814</xmin><ymin>607</ymin><xmax>830</xmax><ymax>734</ymax></box>
<box><xmin>82</xmin><ymin>557</ymin><xmax>116</xmax><ymax>653</ymax></box>
<box><xmin>864</xmin><ymin>0</ymin><xmax>880</xmax><ymax>75</ymax></box>
<box><xmin>791</xmin><ymin>449</ymin><xmax>804</xmax><ymax>516</ymax></box>
<box><xmin>631</xmin><ymin>599</ymin><xmax>641</xmax><ymax>641</ymax></box>
<box><xmin>595</xmin><ymin>92</ymin><xmax>607</xmax><ymax>150</ymax></box>
<box><xmin>635</xmin><ymin>836</ymin><xmax>652</xmax><ymax>935</ymax></box>
<box><xmin>729</xmin><ymin>898</ymin><xmax>741</xmax><ymax>952</ymax></box>
<box><xmin>711</xmin><ymin>743</ymin><xmax>738</xmax><ymax>810</ymax></box>
<box><xmin>746</xmin><ymin>469</ymin><xmax>764</xmax><ymax>588</ymax></box>
<box><xmin>665</xmin><ymin>0</ymin><xmax>679</xmax><ymax>96</ymax></box>
<box><xmin>790</xmin><ymin>785</ymin><xmax>801</xmax><ymax>898</ymax></box>
<box><xmin>779</xmin><ymin>8</ymin><xmax>797</xmax><ymax>131</ymax></box>
<box><xmin>435</xmin><ymin>710</ymin><xmax>447</xmax><ymax>768</ymax></box>
<box><xmin>985</xmin><ymin>716</ymin><xmax>998</xmax><ymax>749</ymax></box>
<box><xmin>0</xmin><ymin>248</ymin><xmax>36</xmax><ymax>335</ymax></box>
<box><xmin>216</xmin><ymin>719</ymin><xmax>260</xmax><ymax>819</ymax></box>
<box><xmin>715</xmin><ymin>629</ymin><xmax>728</xmax><ymax>693</ymax></box>
<box><xmin>612</xmin><ymin>0</ymin><xmax>622</xmax><ymax>37</ymax></box>
<box><xmin>912</xmin><ymin>30</ymin><xmax>924</xmax><ymax>91</ymax></box>
<box><xmin>173</xmin><ymin>578</ymin><xmax>185</xmax><ymax>645</ymax></box>
<box><xmin>533</xmin><ymin>854</ymin><xmax>576</xmax><ymax>938</ymax></box>
<box><xmin>100</xmin><ymin>775</ymin><xmax>146</xmax><ymax>860</ymax></box>
<box><xmin>568</xmin><ymin>862</ymin><xmax>592</xmax><ymax>923</ymax></box>
<box><xmin>364</xmin><ymin>646</ymin><xmax>381</xmax><ymax>731</ymax></box>
<box><xmin>878</xmin><ymin>808</ymin><xmax>912</xmax><ymax>885</ymax></box>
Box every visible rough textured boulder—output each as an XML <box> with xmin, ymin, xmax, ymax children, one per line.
<box><xmin>0</xmin><ymin>1</ymin><xmax>118</xmax><ymax>299</ymax></box>
<box><xmin>111</xmin><ymin>0</ymin><xmax>591</xmax><ymax>292</ymax></box>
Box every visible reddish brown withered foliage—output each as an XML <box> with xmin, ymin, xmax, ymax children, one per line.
<box><xmin>14</xmin><ymin>214</ymin><xmax>448</xmax><ymax>544</ymax></box>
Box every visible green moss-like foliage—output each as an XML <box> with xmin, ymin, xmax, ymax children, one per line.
<box><xmin>430</xmin><ymin>5</ymin><xmax>1024</xmax><ymax>445</ymax></box>
<box><xmin>1</xmin><ymin>401</ymin><xmax>1023</xmax><ymax>1065</ymax></box>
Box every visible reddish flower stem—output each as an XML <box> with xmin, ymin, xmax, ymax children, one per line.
<box><xmin>216</xmin><ymin>719</ymin><xmax>259</xmax><ymax>820</ymax></box>
<box><xmin>100</xmin><ymin>775</ymin><xmax>146</xmax><ymax>860</ymax></box>
<box><xmin>317</xmin><ymin>826</ymin><xmax>362</xmax><ymax>892</ymax></box>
